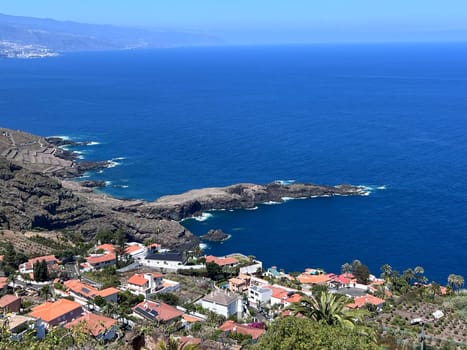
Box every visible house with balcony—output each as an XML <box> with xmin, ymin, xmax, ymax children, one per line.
<box><xmin>197</xmin><ymin>290</ymin><xmax>242</xmax><ymax>320</ymax></box>
<box><xmin>125</xmin><ymin>272</ymin><xmax>163</xmax><ymax>297</ymax></box>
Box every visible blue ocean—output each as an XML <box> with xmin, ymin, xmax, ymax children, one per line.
<box><xmin>1</xmin><ymin>44</ymin><xmax>466</xmax><ymax>283</ymax></box>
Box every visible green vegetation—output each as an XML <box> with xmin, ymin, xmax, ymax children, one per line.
<box><xmin>82</xmin><ymin>265</ymin><xmax>120</xmax><ymax>288</ymax></box>
<box><xmin>33</xmin><ymin>260</ymin><xmax>49</xmax><ymax>282</ymax></box>
<box><xmin>252</xmin><ymin>316</ymin><xmax>381</xmax><ymax>350</ymax></box>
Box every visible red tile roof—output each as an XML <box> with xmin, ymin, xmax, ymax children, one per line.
<box><xmin>124</xmin><ymin>245</ymin><xmax>143</xmax><ymax>254</ymax></box>
<box><xmin>347</xmin><ymin>294</ymin><xmax>385</xmax><ymax>309</ymax></box>
<box><xmin>65</xmin><ymin>313</ymin><xmax>117</xmax><ymax>337</ymax></box>
<box><xmin>128</xmin><ymin>274</ymin><xmax>149</xmax><ymax>287</ymax></box>
<box><xmin>86</xmin><ymin>253</ymin><xmax>116</xmax><ymax>265</ymax></box>
<box><xmin>29</xmin><ymin>299</ymin><xmax>82</xmax><ymax>323</ymax></box>
<box><xmin>206</xmin><ymin>255</ymin><xmax>239</xmax><ymax>267</ymax></box>
<box><xmin>0</xmin><ymin>294</ymin><xmax>21</xmax><ymax>307</ymax></box>
<box><xmin>133</xmin><ymin>300</ymin><xmax>183</xmax><ymax>322</ymax></box>
<box><xmin>219</xmin><ymin>320</ymin><xmax>265</xmax><ymax>340</ymax></box>
<box><xmin>95</xmin><ymin>244</ymin><xmax>116</xmax><ymax>253</ymax></box>
<box><xmin>64</xmin><ymin>279</ymin><xmax>118</xmax><ymax>300</ymax></box>
<box><xmin>96</xmin><ymin>287</ymin><xmax>119</xmax><ymax>298</ymax></box>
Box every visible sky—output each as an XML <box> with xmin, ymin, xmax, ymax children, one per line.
<box><xmin>1</xmin><ymin>0</ymin><xmax>467</xmax><ymax>43</ymax></box>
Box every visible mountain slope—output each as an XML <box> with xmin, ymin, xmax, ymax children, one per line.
<box><xmin>0</xmin><ymin>13</ymin><xmax>221</xmax><ymax>52</ymax></box>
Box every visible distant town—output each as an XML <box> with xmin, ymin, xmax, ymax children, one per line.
<box><xmin>0</xmin><ymin>41</ymin><xmax>58</xmax><ymax>59</ymax></box>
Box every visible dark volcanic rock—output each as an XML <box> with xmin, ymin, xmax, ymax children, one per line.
<box><xmin>201</xmin><ymin>229</ymin><xmax>230</xmax><ymax>242</ymax></box>
<box><xmin>79</xmin><ymin>180</ymin><xmax>106</xmax><ymax>188</ymax></box>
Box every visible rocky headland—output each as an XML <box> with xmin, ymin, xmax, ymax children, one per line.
<box><xmin>200</xmin><ymin>229</ymin><xmax>231</xmax><ymax>242</ymax></box>
<box><xmin>0</xmin><ymin>127</ymin><xmax>367</xmax><ymax>251</ymax></box>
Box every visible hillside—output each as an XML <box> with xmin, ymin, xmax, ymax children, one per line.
<box><xmin>0</xmin><ymin>12</ymin><xmax>221</xmax><ymax>53</ymax></box>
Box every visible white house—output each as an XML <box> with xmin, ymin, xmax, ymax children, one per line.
<box><xmin>248</xmin><ymin>285</ymin><xmax>272</xmax><ymax>307</ymax></box>
<box><xmin>197</xmin><ymin>290</ymin><xmax>242</xmax><ymax>320</ymax></box>
<box><xmin>141</xmin><ymin>251</ymin><xmax>186</xmax><ymax>271</ymax></box>
<box><xmin>125</xmin><ymin>273</ymin><xmax>163</xmax><ymax>297</ymax></box>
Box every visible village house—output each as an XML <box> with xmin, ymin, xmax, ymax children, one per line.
<box><xmin>95</xmin><ymin>244</ymin><xmax>116</xmax><ymax>253</ymax></box>
<box><xmin>19</xmin><ymin>255</ymin><xmax>60</xmax><ymax>274</ymax></box>
<box><xmin>85</xmin><ymin>253</ymin><xmax>117</xmax><ymax>270</ymax></box>
<box><xmin>29</xmin><ymin>298</ymin><xmax>83</xmax><ymax>327</ymax></box>
<box><xmin>268</xmin><ymin>285</ymin><xmax>302</xmax><ymax>308</ymax></box>
<box><xmin>124</xmin><ymin>243</ymin><xmax>146</xmax><ymax>260</ymax></box>
<box><xmin>65</xmin><ymin>312</ymin><xmax>118</xmax><ymax>341</ymax></box>
<box><xmin>297</xmin><ymin>268</ymin><xmax>335</xmax><ymax>285</ymax></box>
<box><xmin>248</xmin><ymin>285</ymin><xmax>272</xmax><ymax>307</ymax></box>
<box><xmin>218</xmin><ymin>320</ymin><xmax>265</xmax><ymax>341</ymax></box>
<box><xmin>141</xmin><ymin>251</ymin><xmax>187</xmax><ymax>271</ymax></box>
<box><xmin>346</xmin><ymin>294</ymin><xmax>385</xmax><ymax>310</ymax></box>
<box><xmin>132</xmin><ymin>300</ymin><xmax>184</xmax><ymax>323</ymax></box>
<box><xmin>63</xmin><ymin>279</ymin><xmax>119</xmax><ymax>304</ymax></box>
<box><xmin>0</xmin><ymin>294</ymin><xmax>21</xmax><ymax>313</ymax></box>
<box><xmin>205</xmin><ymin>255</ymin><xmax>239</xmax><ymax>268</ymax></box>
<box><xmin>229</xmin><ymin>277</ymin><xmax>249</xmax><ymax>293</ymax></box>
<box><xmin>198</xmin><ymin>289</ymin><xmax>243</xmax><ymax>319</ymax></box>
<box><xmin>125</xmin><ymin>272</ymin><xmax>163</xmax><ymax>297</ymax></box>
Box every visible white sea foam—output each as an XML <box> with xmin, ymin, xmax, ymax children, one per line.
<box><xmin>377</xmin><ymin>185</ymin><xmax>387</xmax><ymax>190</ymax></box>
<box><xmin>193</xmin><ymin>212</ymin><xmax>213</xmax><ymax>222</ymax></box>
<box><xmin>87</xmin><ymin>141</ymin><xmax>100</xmax><ymax>146</ymax></box>
<box><xmin>97</xmin><ymin>170</ymin><xmax>104</xmax><ymax>174</ymax></box>
<box><xmin>245</xmin><ymin>206</ymin><xmax>258</xmax><ymax>210</ymax></box>
<box><xmin>105</xmin><ymin>181</ymin><xmax>112</xmax><ymax>186</ymax></box>
<box><xmin>264</xmin><ymin>201</ymin><xmax>281</xmax><ymax>205</ymax></box>
<box><xmin>281</xmin><ymin>197</ymin><xmax>294</xmax><ymax>201</ymax></box>
<box><xmin>199</xmin><ymin>243</ymin><xmax>208</xmax><ymax>250</ymax></box>
<box><xmin>50</xmin><ymin>135</ymin><xmax>71</xmax><ymax>140</ymax></box>
<box><xmin>275</xmin><ymin>179</ymin><xmax>296</xmax><ymax>185</ymax></box>
<box><xmin>113</xmin><ymin>157</ymin><xmax>126</xmax><ymax>161</ymax></box>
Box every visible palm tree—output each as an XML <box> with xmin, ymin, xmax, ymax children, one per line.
<box><xmin>341</xmin><ymin>263</ymin><xmax>352</xmax><ymax>276</ymax></box>
<box><xmin>380</xmin><ymin>264</ymin><xmax>393</xmax><ymax>281</ymax></box>
<box><xmin>157</xmin><ymin>336</ymin><xmax>198</xmax><ymax>350</ymax></box>
<box><xmin>288</xmin><ymin>292</ymin><xmax>356</xmax><ymax>329</ymax></box>
<box><xmin>40</xmin><ymin>284</ymin><xmax>52</xmax><ymax>301</ymax></box>
<box><xmin>414</xmin><ymin>266</ymin><xmax>427</xmax><ymax>285</ymax></box>
<box><xmin>402</xmin><ymin>268</ymin><xmax>415</xmax><ymax>284</ymax></box>
<box><xmin>448</xmin><ymin>274</ymin><xmax>465</xmax><ymax>294</ymax></box>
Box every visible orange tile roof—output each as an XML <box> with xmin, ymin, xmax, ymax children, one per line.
<box><xmin>95</xmin><ymin>244</ymin><xmax>116</xmax><ymax>252</ymax></box>
<box><xmin>0</xmin><ymin>277</ymin><xmax>8</xmax><ymax>290</ymax></box>
<box><xmin>229</xmin><ymin>278</ymin><xmax>246</xmax><ymax>285</ymax></box>
<box><xmin>65</xmin><ymin>313</ymin><xmax>117</xmax><ymax>337</ymax></box>
<box><xmin>96</xmin><ymin>287</ymin><xmax>119</xmax><ymax>298</ymax></box>
<box><xmin>148</xmin><ymin>243</ymin><xmax>161</xmax><ymax>248</ymax></box>
<box><xmin>128</xmin><ymin>274</ymin><xmax>149</xmax><ymax>287</ymax></box>
<box><xmin>206</xmin><ymin>255</ymin><xmax>239</xmax><ymax>266</ymax></box>
<box><xmin>29</xmin><ymin>299</ymin><xmax>82</xmax><ymax>323</ymax></box>
<box><xmin>286</xmin><ymin>293</ymin><xmax>302</xmax><ymax>304</ymax></box>
<box><xmin>86</xmin><ymin>253</ymin><xmax>116</xmax><ymax>265</ymax></box>
<box><xmin>28</xmin><ymin>255</ymin><xmax>60</xmax><ymax>265</ymax></box>
<box><xmin>133</xmin><ymin>300</ymin><xmax>183</xmax><ymax>322</ymax></box>
<box><xmin>267</xmin><ymin>286</ymin><xmax>289</xmax><ymax>300</ymax></box>
<box><xmin>64</xmin><ymin>279</ymin><xmax>98</xmax><ymax>298</ymax></box>
<box><xmin>219</xmin><ymin>320</ymin><xmax>265</xmax><ymax>340</ymax></box>
<box><xmin>297</xmin><ymin>273</ymin><xmax>333</xmax><ymax>285</ymax></box>
<box><xmin>182</xmin><ymin>314</ymin><xmax>204</xmax><ymax>323</ymax></box>
<box><xmin>124</xmin><ymin>245</ymin><xmax>143</xmax><ymax>254</ymax></box>
<box><xmin>179</xmin><ymin>336</ymin><xmax>202</xmax><ymax>347</ymax></box>
<box><xmin>347</xmin><ymin>294</ymin><xmax>385</xmax><ymax>309</ymax></box>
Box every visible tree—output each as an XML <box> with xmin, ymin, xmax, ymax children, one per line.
<box><xmin>40</xmin><ymin>284</ymin><xmax>52</xmax><ymax>301</ymax></box>
<box><xmin>414</xmin><ymin>266</ymin><xmax>427</xmax><ymax>285</ymax></box>
<box><xmin>33</xmin><ymin>259</ymin><xmax>49</xmax><ymax>282</ymax></box>
<box><xmin>253</xmin><ymin>316</ymin><xmax>381</xmax><ymax>350</ymax></box>
<box><xmin>94</xmin><ymin>295</ymin><xmax>107</xmax><ymax>308</ymax></box>
<box><xmin>448</xmin><ymin>274</ymin><xmax>465</xmax><ymax>293</ymax></box>
<box><xmin>402</xmin><ymin>268</ymin><xmax>415</xmax><ymax>284</ymax></box>
<box><xmin>288</xmin><ymin>292</ymin><xmax>356</xmax><ymax>329</ymax></box>
<box><xmin>353</xmin><ymin>263</ymin><xmax>370</xmax><ymax>285</ymax></box>
<box><xmin>206</xmin><ymin>262</ymin><xmax>223</xmax><ymax>281</ymax></box>
<box><xmin>341</xmin><ymin>262</ymin><xmax>352</xmax><ymax>275</ymax></box>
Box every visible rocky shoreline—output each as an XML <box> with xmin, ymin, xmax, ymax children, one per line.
<box><xmin>0</xmin><ymin>127</ymin><xmax>367</xmax><ymax>250</ymax></box>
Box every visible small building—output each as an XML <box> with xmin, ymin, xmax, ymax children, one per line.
<box><xmin>19</xmin><ymin>255</ymin><xmax>60</xmax><ymax>274</ymax></box>
<box><xmin>268</xmin><ymin>285</ymin><xmax>301</xmax><ymax>307</ymax></box>
<box><xmin>0</xmin><ymin>294</ymin><xmax>21</xmax><ymax>313</ymax></box>
<box><xmin>95</xmin><ymin>244</ymin><xmax>116</xmax><ymax>254</ymax></box>
<box><xmin>85</xmin><ymin>253</ymin><xmax>117</xmax><ymax>270</ymax></box>
<box><xmin>219</xmin><ymin>320</ymin><xmax>265</xmax><ymax>340</ymax></box>
<box><xmin>132</xmin><ymin>300</ymin><xmax>184</xmax><ymax>323</ymax></box>
<box><xmin>198</xmin><ymin>290</ymin><xmax>242</xmax><ymax>319</ymax></box>
<box><xmin>248</xmin><ymin>285</ymin><xmax>272</xmax><ymax>307</ymax></box>
<box><xmin>205</xmin><ymin>255</ymin><xmax>239</xmax><ymax>267</ymax></box>
<box><xmin>124</xmin><ymin>243</ymin><xmax>146</xmax><ymax>260</ymax></box>
<box><xmin>229</xmin><ymin>277</ymin><xmax>248</xmax><ymax>293</ymax></box>
<box><xmin>141</xmin><ymin>252</ymin><xmax>186</xmax><ymax>271</ymax></box>
<box><xmin>65</xmin><ymin>312</ymin><xmax>118</xmax><ymax>341</ymax></box>
<box><xmin>29</xmin><ymin>298</ymin><xmax>83</xmax><ymax>327</ymax></box>
<box><xmin>346</xmin><ymin>294</ymin><xmax>385</xmax><ymax>310</ymax></box>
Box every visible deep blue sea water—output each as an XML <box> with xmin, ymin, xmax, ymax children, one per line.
<box><xmin>1</xmin><ymin>44</ymin><xmax>466</xmax><ymax>283</ymax></box>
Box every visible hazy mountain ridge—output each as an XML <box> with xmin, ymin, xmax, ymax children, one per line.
<box><xmin>0</xmin><ymin>13</ymin><xmax>221</xmax><ymax>52</ymax></box>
